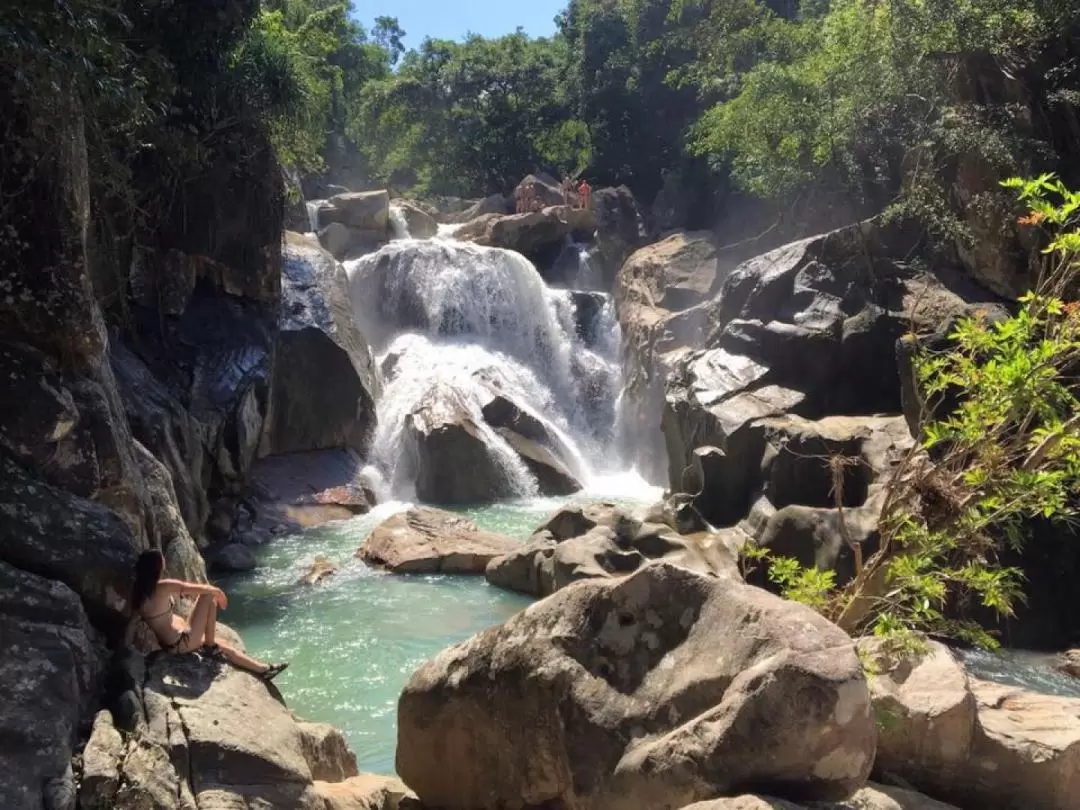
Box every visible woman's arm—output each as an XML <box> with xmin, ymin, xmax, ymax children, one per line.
<box><xmin>158</xmin><ymin>579</ymin><xmax>223</xmax><ymax>599</ymax></box>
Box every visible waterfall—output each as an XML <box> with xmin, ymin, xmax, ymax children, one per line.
<box><xmin>305</xmin><ymin>201</ymin><xmax>321</xmax><ymax>234</ymax></box>
<box><xmin>344</xmin><ymin>236</ymin><xmax>625</xmax><ymax>500</ymax></box>
<box><xmin>389</xmin><ymin>205</ymin><xmax>410</xmax><ymax>240</ymax></box>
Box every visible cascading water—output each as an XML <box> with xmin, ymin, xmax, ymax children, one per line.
<box><xmin>305</xmin><ymin>200</ymin><xmax>321</xmax><ymax>234</ymax></box>
<box><xmin>344</xmin><ymin>235</ymin><xmax>625</xmax><ymax>500</ymax></box>
<box><xmin>389</xmin><ymin>205</ymin><xmax>410</xmax><ymax>240</ymax></box>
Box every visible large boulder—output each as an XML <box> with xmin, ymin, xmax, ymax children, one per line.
<box><xmin>662</xmin><ymin>222</ymin><xmax>1003</xmax><ymax>510</ymax></box>
<box><xmin>398</xmin><ymin>563</ymin><xmax>875</xmax><ymax>810</ymax></box>
<box><xmin>484</xmin><ymin>502</ymin><xmax>737</xmax><ymax>597</ymax></box>
<box><xmin>477</xmin><ymin>385</ymin><xmax>584</xmax><ymax>496</ymax></box>
<box><xmin>260</xmin><ymin>235</ymin><xmax>379</xmax><ymax>458</ymax></box>
<box><xmin>82</xmin><ymin>651</ymin><xmax>378</xmax><ymax>810</ymax></box>
<box><xmin>593</xmin><ymin>185</ymin><xmax>649</xmax><ymax>285</ymax></box>
<box><xmin>615</xmin><ymin>231</ymin><xmax>726</xmax><ymax>480</ymax></box>
<box><xmin>681</xmin><ymin>414</ymin><xmax>912</xmax><ymax>579</ymax></box>
<box><xmin>0</xmin><ymin>563</ymin><xmax>103</xmax><ymax>810</ymax></box>
<box><xmin>392</xmin><ymin>201</ymin><xmax>438</xmax><ymax>239</ymax></box>
<box><xmin>444</xmin><ymin>192</ymin><xmax>514</xmax><ymax>224</ymax></box>
<box><xmin>358</xmin><ymin>507</ymin><xmax>520</xmax><ymax>574</ymax></box>
<box><xmin>514</xmin><ymin>173</ymin><xmax>568</xmax><ymax>208</ymax></box>
<box><xmin>405</xmin><ymin>383</ymin><xmax>518</xmax><ymax>505</ymax></box>
<box><xmin>317</xmin><ymin>189</ymin><xmax>390</xmax><ymax>233</ymax></box>
<box><xmin>457</xmin><ymin>205</ymin><xmax>595</xmax><ymax>268</ymax></box>
<box><xmin>863</xmin><ymin>640</ymin><xmax>1080</xmax><ymax>810</ymax></box>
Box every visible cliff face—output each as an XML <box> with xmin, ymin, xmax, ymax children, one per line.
<box><xmin>0</xmin><ymin>4</ymin><xmax>339</xmax><ymax>807</ymax></box>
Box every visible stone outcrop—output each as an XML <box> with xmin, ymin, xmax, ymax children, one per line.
<box><xmin>260</xmin><ymin>235</ymin><xmax>379</xmax><ymax>458</ymax></box>
<box><xmin>1059</xmin><ymin>649</ymin><xmax>1080</xmax><ymax>679</ymax></box>
<box><xmin>862</xmin><ymin>640</ymin><xmax>1080</xmax><ymax>810</ymax></box>
<box><xmin>299</xmin><ymin>555</ymin><xmax>338</xmax><ymax>586</ymax></box>
<box><xmin>404</xmin><ymin>383</ymin><xmax>518</xmax><ymax>505</ymax></box>
<box><xmin>593</xmin><ymin>185</ymin><xmax>649</xmax><ymax>285</ymax></box>
<box><xmin>485</xmin><ymin>502</ymin><xmax>737</xmax><ymax>597</ymax></box>
<box><xmin>457</xmin><ymin>205</ymin><xmax>595</xmax><ymax>266</ymax></box>
<box><xmin>317</xmin><ymin>189</ymin><xmax>390</xmax><ymax>233</ymax></box>
<box><xmin>398</xmin><ymin>563</ymin><xmax>876</xmax><ymax>810</ymax></box>
<box><xmin>662</xmin><ymin>222</ymin><xmax>1003</xmax><ymax>511</ymax></box>
<box><xmin>443</xmin><ymin>192</ymin><xmax>514</xmax><ymax>224</ymax></box>
<box><xmin>615</xmin><ymin>231</ymin><xmax>725</xmax><ymax>480</ymax></box>
<box><xmin>693</xmin><ymin>414</ymin><xmax>912</xmax><ymax>583</ymax></box>
<box><xmin>404</xmin><ymin>382</ymin><xmax>581</xmax><ymax>505</ymax></box>
<box><xmin>515</xmin><ymin>173</ymin><xmax>568</xmax><ymax>208</ymax></box>
<box><xmin>73</xmin><ymin>651</ymin><xmax>405</xmax><ymax>810</ymax></box>
<box><xmin>358</xmin><ymin>507</ymin><xmax>519</xmax><ymax>574</ymax></box>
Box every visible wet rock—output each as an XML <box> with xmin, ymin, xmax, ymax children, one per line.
<box><xmin>261</xmin><ymin>237</ymin><xmax>379</xmax><ymax>457</ymax></box>
<box><xmin>299</xmin><ymin>555</ymin><xmax>338</xmax><ymax>586</ymax></box>
<box><xmin>319</xmin><ymin>221</ymin><xmax>354</xmax><ymax>260</ymax></box>
<box><xmin>0</xmin><ymin>563</ymin><xmax>102</xmax><ymax>810</ymax></box>
<box><xmin>405</xmin><ymin>382</ymin><xmax>516</xmax><ymax>505</ymax></box>
<box><xmin>358</xmin><ymin>507</ymin><xmax>519</xmax><ymax>574</ymax></box>
<box><xmin>211</xmin><ymin>543</ymin><xmax>257</xmax><ymax>572</ymax></box>
<box><xmin>485</xmin><ymin>502</ymin><xmax>738</xmax><ymax>597</ymax></box>
<box><xmin>863</xmin><ymin>639</ymin><xmax>1080</xmax><ymax>809</ymax></box>
<box><xmin>568</xmin><ymin>290</ymin><xmax>607</xmax><ymax>345</ymax></box>
<box><xmin>317</xmin><ymin>189</ymin><xmax>390</xmax><ymax>233</ymax></box>
<box><xmin>394</xmin><ymin>200</ymin><xmax>438</xmax><ymax>239</ymax></box>
<box><xmin>399</xmin><ymin>563</ymin><xmax>875</xmax><ymax>809</ymax></box>
<box><xmin>1059</xmin><ymin>650</ymin><xmax>1080</xmax><ymax>679</ymax></box>
<box><xmin>492</xmin><ymin>427</ymin><xmax>582</xmax><ymax>496</ymax></box>
<box><xmin>128</xmin><ymin>246</ymin><xmax>197</xmax><ymax>315</ymax></box>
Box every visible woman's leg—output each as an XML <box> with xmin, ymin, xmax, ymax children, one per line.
<box><xmin>180</xmin><ymin>594</ymin><xmax>215</xmax><ymax>651</ymax></box>
<box><xmin>214</xmin><ymin>640</ymin><xmax>271</xmax><ymax>674</ymax></box>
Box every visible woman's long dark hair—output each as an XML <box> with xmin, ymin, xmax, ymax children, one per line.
<box><xmin>131</xmin><ymin>550</ymin><xmax>165</xmax><ymax>613</ymax></box>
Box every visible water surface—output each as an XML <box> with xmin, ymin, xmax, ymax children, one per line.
<box><xmin>224</xmin><ymin>476</ymin><xmax>659</xmax><ymax>774</ymax></box>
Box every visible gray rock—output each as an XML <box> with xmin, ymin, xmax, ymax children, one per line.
<box><xmin>443</xmin><ymin>192</ymin><xmax>513</xmax><ymax>224</ymax></box>
<box><xmin>318</xmin><ymin>189</ymin><xmax>390</xmax><ymax>232</ymax></box>
<box><xmin>863</xmin><ymin>639</ymin><xmax>1080</xmax><ymax>810</ymax></box>
<box><xmin>393</xmin><ymin>200</ymin><xmax>438</xmax><ymax>239</ymax></box>
<box><xmin>211</xmin><ymin>543</ymin><xmax>256</xmax><ymax>572</ymax></box>
<box><xmin>358</xmin><ymin>507</ymin><xmax>519</xmax><ymax>574</ymax></box>
<box><xmin>296</xmin><ymin>721</ymin><xmax>359</xmax><ymax>782</ymax></box>
<box><xmin>615</xmin><ymin>231</ymin><xmax>726</xmax><ymax>480</ymax></box>
<box><xmin>679</xmin><ymin>783</ymin><xmax>961</xmax><ymax>809</ymax></box>
<box><xmin>0</xmin><ymin>563</ymin><xmax>102</xmax><ymax>810</ymax></box>
<box><xmin>78</xmin><ymin>710</ymin><xmax>124</xmax><ymax>810</ymax></box>
<box><xmin>456</xmin><ymin>206</ymin><xmax>595</xmax><ymax>265</ymax></box>
<box><xmin>485</xmin><ymin>504</ymin><xmax>736</xmax><ymax>598</ymax></box>
<box><xmin>593</xmin><ymin>185</ymin><xmax>649</xmax><ymax>284</ymax></box>
<box><xmin>404</xmin><ymin>382</ymin><xmax>517</xmax><ymax>505</ymax></box>
<box><xmin>399</xmin><ymin>563</ymin><xmax>875</xmax><ymax>809</ymax></box>
<box><xmin>261</xmin><ymin>237</ymin><xmax>379</xmax><ymax>458</ymax></box>
<box><xmin>133</xmin><ymin>441</ymin><xmax>207</xmax><ymax>583</ymax></box>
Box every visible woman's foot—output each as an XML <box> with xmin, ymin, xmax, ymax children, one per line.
<box><xmin>258</xmin><ymin>662</ymin><xmax>289</xmax><ymax>682</ymax></box>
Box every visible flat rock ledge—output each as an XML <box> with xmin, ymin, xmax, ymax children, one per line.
<box><xmin>357</xmin><ymin>507</ymin><xmax>519</xmax><ymax>574</ymax></box>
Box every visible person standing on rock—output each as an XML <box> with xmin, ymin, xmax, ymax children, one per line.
<box><xmin>130</xmin><ymin>550</ymin><xmax>288</xmax><ymax>681</ymax></box>
<box><xmin>578</xmin><ymin>179</ymin><xmax>592</xmax><ymax>211</ymax></box>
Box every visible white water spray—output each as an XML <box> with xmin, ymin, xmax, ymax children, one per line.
<box><xmin>345</xmin><ymin>235</ymin><xmax>625</xmax><ymax>500</ymax></box>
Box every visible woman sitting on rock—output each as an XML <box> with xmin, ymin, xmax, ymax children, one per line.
<box><xmin>131</xmin><ymin>550</ymin><xmax>287</xmax><ymax>681</ymax></box>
